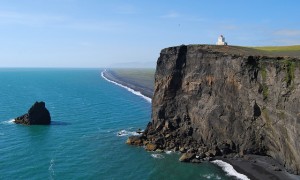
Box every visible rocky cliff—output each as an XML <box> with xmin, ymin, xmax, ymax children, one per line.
<box><xmin>131</xmin><ymin>45</ymin><xmax>300</xmax><ymax>174</ymax></box>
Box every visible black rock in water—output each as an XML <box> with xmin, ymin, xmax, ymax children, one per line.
<box><xmin>15</xmin><ymin>101</ymin><xmax>51</xmax><ymax>125</ymax></box>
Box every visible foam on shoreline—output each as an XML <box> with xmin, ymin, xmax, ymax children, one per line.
<box><xmin>151</xmin><ymin>154</ymin><xmax>164</xmax><ymax>159</ymax></box>
<box><xmin>117</xmin><ymin>129</ymin><xmax>142</xmax><ymax>137</ymax></box>
<box><xmin>101</xmin><ymin>70</ymin><xmax>151</xmax><ymax>103</ymax></box>
<box><xmin>212</xmin><ymin>160</ymin><xmax>250</xmax><ymax>180</ymax></box>
<box><xmin>1</xmin><ymin>119</ymin><xmax>15</xmax><ymax>124</ymax></box>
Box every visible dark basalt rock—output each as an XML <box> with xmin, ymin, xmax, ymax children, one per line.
<box><xmin>15</xmin><ymin>101</ymin><xmax>51</xmax><ymax>125</ymax></box>
<box><xmin>128</xmin><ymin>45</ymin><xmax>300</xmax><ymax>175</ymax></box>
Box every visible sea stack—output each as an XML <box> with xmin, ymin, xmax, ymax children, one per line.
<box><xmin>128</xmin><ymin>45</ymin><xmax>300</xmax><ymax>175</ymax></box>
<box><xmin>15</xmin><ymin>101</ymin><xmax>51</xmax><ymax>125</ymax></box>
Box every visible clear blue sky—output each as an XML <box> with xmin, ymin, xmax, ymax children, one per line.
<box><xmin>0</xmin><ymin>0</ymin><xmax>299</xmax><ymax>68</ymax></box>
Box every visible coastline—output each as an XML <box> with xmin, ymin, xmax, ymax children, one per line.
<box><xmin>101</xmin><ymin>69</ymin><xmax>299</xmax><ymax>180</ymax></box>
<box><xmin>216</xmin><ymin>155</ymin><xmax>300</xmax><ymax>180</ymax></box>
<box><xmin>101</xmin><ymin>69</ymin><xmax>152</xmax><ymax>103</ymax></box>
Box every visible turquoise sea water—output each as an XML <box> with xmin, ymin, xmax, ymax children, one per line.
<box><xmin>0</xmin><ymin>68</ymin><xmax>234</xmax><ymax>179</ymax></box>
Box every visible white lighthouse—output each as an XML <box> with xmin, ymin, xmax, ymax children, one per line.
<box><xmin>216</xmin><ymin>35</ymin><xmax>227</xmax><ymax>45</ymax></box>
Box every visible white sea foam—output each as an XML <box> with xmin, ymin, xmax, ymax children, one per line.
<box><xmin>101</xmin><ymin>70</ymin><xmax>152</xmax><ymax>103</ymax></box>
<box><xmin>48</xmin><ymin>159</ymin><xmax>55</xmax><ymax>179</ymax></box>
<box><xmin>151</xmin><ymin>154</ymin><xmax>164</xmax><ymax>159</ymax></box>
<box><xmin>202</xmin><ymin>174</ymin><xmax>221</xmax><ymax>179</ymax></box>
<box><xmin>212</xmin><ymin>160</ymin><xmax>250</xmax><ymax>180</ymax></box>
<box><xmin>1</xmin><ymin>119</ymin><xmax>15</xmax><ymax>124</ymax></box>
<box><xmin>165</xmin><ymin>150</ymin><xmax>173</xmax><ymax>154</ymax></box>
<box><xmin>117</xmin><ymin>129</ymin><xmax>142</xmax><ymax>137</ymax></box>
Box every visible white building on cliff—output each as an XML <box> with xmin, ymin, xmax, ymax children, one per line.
<box><xmin>216</xmin><ymin>35</ymin><xmax>227</xmax><ymax>45</ymax></box>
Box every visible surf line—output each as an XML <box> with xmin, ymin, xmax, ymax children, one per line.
<box><xmin>212</xmin><ymin>160</ymin><xmax>250</xmax><ymax>180</ymax></box>
<box><xmin>101</xmin><ymin>69</ymin><xmax>152</xmax><ymax>103</ymax></box>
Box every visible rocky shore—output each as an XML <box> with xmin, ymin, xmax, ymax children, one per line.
<box><xmin>126</xmin><ymin>135</ymin><xmax>298</xmax><ymax>180</ymax></box>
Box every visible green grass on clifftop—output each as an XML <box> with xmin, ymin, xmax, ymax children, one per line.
<box><xmin>251</xmin><ymin>45</ymin><xmax>300</xmax><ymax>57</ymax></box>
<box><xmin>252</xmin><ymin>45</ymin><xmax>300</xmax><ymax>52</ymax></box>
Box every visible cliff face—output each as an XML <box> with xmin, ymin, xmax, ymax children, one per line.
<box><xmin>144</xmin><ymin>45</ymin><xmax>300</xmax><ymax>174</ymax></box>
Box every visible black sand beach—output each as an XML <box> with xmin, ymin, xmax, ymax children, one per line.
<box><xmin>218</xmin><ymin>155</ymin><xmax>300</xmax><ymax>180</ymax></box>
<box><xmin>102</xmin><ymin>69</ymin><xmax>300</xmax><ymax>180</ymax></box>
<box><xmin>102</xmin><ymin>70</ymin><xmax>153</xmax><ymax>99</ymax></box>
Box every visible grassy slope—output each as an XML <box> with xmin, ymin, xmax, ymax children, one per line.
<box><xmin>251</xmin><ymin>45</ymin><xmax>300</xmax><ymax>57</ymax></box>
<box><xmin>252</xmin><ymin>45</ymin><xmax>300</xmax><ymax>52</ymax></box>
<box><xmin>111</xmin><ymin>68</ymin><xmax>155</xmax><ymax>90</ymax></box>
<box><xmin>206</xmin><ymin>45</ymin><xmax>300</xmax><ymax>57</ymax></box>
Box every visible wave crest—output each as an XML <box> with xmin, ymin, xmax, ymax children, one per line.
<box><xmin>117</xmin><ymin>129</ymin><xmax>143</xmax><ymax>137</ymax></box>
<box><xmin>151</xmin><ymin>154</ymin><xmax>165</xmax><ymax>159</ymax></box>
<box><xmin>202</xmin><ymin>174</ymin><xmax>221</xmax><ymax>179</ymax></box>
<box><xmin>1</xmin><ymin>119</ymin><xmax>15</xmax><ymax>124</ymax></box>
<box><xmin>212</xmin><ymin>160</ymin><xmax>250</xmax><ymax>180</ymax></box>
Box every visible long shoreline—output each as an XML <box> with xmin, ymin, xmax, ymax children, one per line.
<box><xmin>216</xmin><ymin>155</ymin><xmax>300</xmax><ymax>180</ymax></box>
<box><xmin>101</xmin><ymin>69</ymin><xmax>152</xmax><ymax>103</ymax></box>
<box><xmin>101</xmin><ymin>69</ymin><xmax>299</xmax><ymax>180</ymax></box>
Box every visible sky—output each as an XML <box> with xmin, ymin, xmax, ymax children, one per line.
<box><xmin>0</xmin><ymin>0</ymin><xmax>299</xmax><ymax>68</ymax></box>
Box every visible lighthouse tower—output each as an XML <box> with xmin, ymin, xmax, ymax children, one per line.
<box><xmin>216</xmin><ymin>35</ymin><xmax>227</xmax><ymax>45</ymax></box>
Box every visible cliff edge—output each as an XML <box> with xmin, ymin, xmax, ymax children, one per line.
<box><xmin>131</xmin><ymin>45</ymin><xmax>300</xmax><ymax>175</ymax></box>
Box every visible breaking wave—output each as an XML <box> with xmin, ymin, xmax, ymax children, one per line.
<box><xmin>117</xmin><ymin>129</ymin><xmax>143</xmax><ymax>137</ymax></box>
<box><xmin>202</xmin><ymin>174</ymin><xmax>222</xmax><ymax>179</ymax></box>
<box><xmin>151</xmin><ymin>154</ymin><xmax>165</xmax><ymax>159</ymax></box>
<box><xmin>48</xmin><ymin>159</ymin><xmax>55</xmax><ymax>179</ymax></box>
<box><xmin>212</xmin><ymin>160</ymin><xmax>250</xmax><ymax>180</ymax></box>
<box><xmin>1</xmin><ymin>119</ymin><xmax>15</xmax><ymax>124</ymax></box>
<box><xmin>165</xmin><ymin>151</ymin><xmax>173</xmax><ymax>154</ymax></box>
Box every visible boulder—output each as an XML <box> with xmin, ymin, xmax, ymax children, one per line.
<box><xmin>179</xmin><ymin>152</ymin><xmax>196</xmax><ymax>162</ymax></box>
<box><xmin>14</xmin><ymin>101</ymin><xmax>51</xmax><ymax>125</ymax></box>
<box><xmin>145</xmin><ymin>143</ymin><xmax>157</xmax><ymax>151</ymax></box>
<box><xmin>126</xmin><ymin>136</ymin><xmax>143</xmax><ymax>145</ymax></box>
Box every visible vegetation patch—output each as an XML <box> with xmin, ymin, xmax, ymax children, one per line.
<box><xmin>261</xmin><ymin>64</ymin><xmax>267</xmax><ymax>81</ymax></box>
<box><xmin>285</xmin><ymin>60</ymin><xmax>295</xmax><ymax>87</ymax></box>
<box><xmin>249</xmin><ymin>45</ymin><xmax>300</xmax><ymax>58</ymax></box>
<box><xmin>252</xmin><ymin>45</ymin><xmax>300</xmax><ymax>52</ymax></box>
<box><xmin>262</xmin><ymin>85</ymin><xmax>269</xmax><ymax>100</ymax></box>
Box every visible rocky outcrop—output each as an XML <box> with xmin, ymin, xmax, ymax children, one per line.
<box><xmin>129</xmin><ymin>45</ymin><xmax>300</xmax><ymax>175</ymax></box>
<box><xmin>15</xmin><ymin>101</ymin><xmax>51</xmax><ymax>125</ymax></box>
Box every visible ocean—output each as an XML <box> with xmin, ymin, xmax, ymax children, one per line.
<box><xmin>0</xmin><ymin>68</ymin><xmax>242</xmax><ymax>179</ymax></box>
